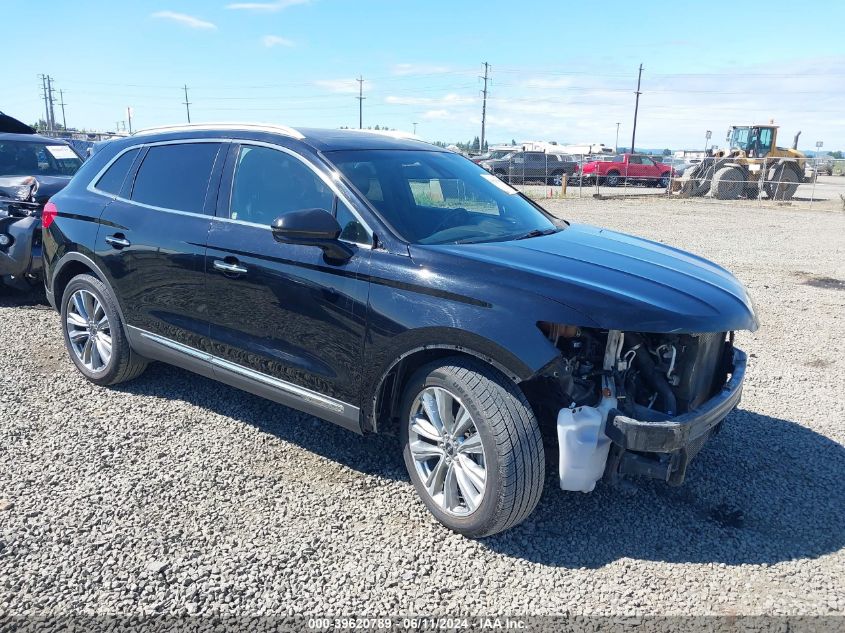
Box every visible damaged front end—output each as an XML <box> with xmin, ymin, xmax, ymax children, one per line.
<box><xmin>0</xmin><ymin>177</ymin><xmax>44</xmax><ymax>288</ymax></box>
<box><xmin>526</xmin><ymin>324</ymin><xmax>745</xmax><ymax>492</ymax></box>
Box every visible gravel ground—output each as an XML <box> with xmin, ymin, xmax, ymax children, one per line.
<box><xmin>1</xmin><ymin>197</ymin><xmax>844</xmax><ymax>621</ymax></box>
<box><xmin>519</xmin><ymin>174</ymin><xmax>845</xmax><ymax>212</ymax></box>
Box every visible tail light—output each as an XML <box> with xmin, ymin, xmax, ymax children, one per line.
<box><xmin>42</xmin><ymin>201</ymin><xmax>58</xmax><ymax>229</ymax></box>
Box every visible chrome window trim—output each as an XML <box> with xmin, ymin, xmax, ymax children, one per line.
<box><xmin>86</xmin><ymin>138</ymin><xmax>229</xmax><ymax>214</ymax></box>
<box><xmin>136</xmin><ymin>329</ymin><xmax>349</xmax><ymax>415</ymax></box>
<box><xmin>86</xmin><ymin>145</ymin><xmax>141</xmax><ymax>199</ymax></box>
<box><xmin>228</xmin><ymin>140</ymin><xmax>374</xmax><ymax>248</ymax></box>
<box><xmin>133</xmin><ymin>122</ymin><xmax>304</xmax><ymax>140</ymax></box>
<box><xmin>86</xmin><ymin>137</ymin><xmax>375</xmax><ymax>249</ymax></box>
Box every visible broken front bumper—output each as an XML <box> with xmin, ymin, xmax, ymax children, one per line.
<box><xmin>0</xmin><ymin>213</ymin><xmax>42</xmax><ymax>281</ymax></box>
<box><xmin>604</xmin><ymin>348</ymin><xmax>747</xmax><ymax>486</ymax></box>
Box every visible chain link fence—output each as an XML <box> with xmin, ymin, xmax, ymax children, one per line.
<box><xmin>477</xmin><ymin>151</ymin><xmax>845</xmax><ymax>211</ymax></box>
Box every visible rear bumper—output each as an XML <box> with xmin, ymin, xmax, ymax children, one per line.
<box><xmin>604</xmin><ymin>348</ymin><xmax>746</xmax><ymax>485</ymax></box>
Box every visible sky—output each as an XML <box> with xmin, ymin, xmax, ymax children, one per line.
<box><xmin>5</xmin><ymin>0</ymin><xmax>845</xmax><ymax>151</ymax></box>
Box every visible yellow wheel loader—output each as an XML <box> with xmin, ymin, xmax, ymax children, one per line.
<box><xmin>673</xmin><ymin>124</ymin><xmax>808</xmax><ymax>200</ymax></box>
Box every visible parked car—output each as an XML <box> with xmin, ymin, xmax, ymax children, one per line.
<box><xmin>471</xmin><ymin>149</ymin><xmax>517</xmax><ymax>164</ymax></box>
<box><xmin>481</xmin><ymin>151</ymin><xmax>577</xmax><ymax>185</ymax></box>
<box><xmin>664</xmin><ymin>157</ymin><xmax>701</xmax><ymax>178</ymax></box>
<box><xmin>0</xmin><ymin>132</ymin><xmax>83</xmax><ymax>291</ymax></box>
<box><xmin>44</xmin><ymin>124</ymin><xmax>756</xmax><ymax>537</ymax></box>
<box><xmin>813</xmin><ymin>158</ymin><xmax>833</xmax><ymax>177</ymax></box>
<box><xmin>581</xmin><ymin>153</ymin><xmax>674</xmax><ymax>187</ymax></box>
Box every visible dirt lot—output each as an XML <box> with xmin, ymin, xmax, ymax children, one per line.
<box><xmin>1</xmin><ymin>196</ymin><xmax>844</xmax><ymax>620</ymax></box>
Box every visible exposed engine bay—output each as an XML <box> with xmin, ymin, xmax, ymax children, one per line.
<box><xmin>525</xmin><ymin>324</ymin><xmax>739</xmax><ymax>492</ymax></box>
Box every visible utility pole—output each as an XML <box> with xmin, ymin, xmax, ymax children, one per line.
<box><xmin>58</xmin><ymin>89</ymin><xmax>68</xmax><ymax>130</ymax></box>
<box><xmin>39</xmin><ymin>75</ymin><xmax>51</xmax><ymax>131</ymax></box>
<box><xmin>480</xmin><ymin>62</ymin><xmax>490</xmax><ymax>153</ymax></box>
<box><xmin>183</xmin><ymin>85</ymin><xmax>192</xmax><ymax>123</ymax></box>
<box><xmin>630</xmin><ymin>64</ymin><xmax>643</xmax><ymax>154</ymax></box>
<box><xmin>615</xmin><ymin>122</ymin><xmax>620</xmax><ymax>153</ymax></box>
<box><xmin>356</xmin><ymin>76</ymin><xmax>365</xmax><ymax>129</ymax></box>
<box><xmin>46</xmin><ymin>75</ymin><xmax>57</xmax><ymax>133</ymax></box>
<box><xmin>127</xmin><ymin>107</ymin><xmax>133</xmax><ymax>134</ymax></box>
<box><xmin>412</xmin><ymin>122</ymin><xmax>418</xmax><ymax>135</ymax></box>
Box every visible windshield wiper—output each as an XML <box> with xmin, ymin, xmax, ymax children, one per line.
<box><xmin>511</xmin><ymin>228</ymin><xmax>558</xmax><ymax>241</ymax></box>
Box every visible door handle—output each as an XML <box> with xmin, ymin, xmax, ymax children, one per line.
<box><xmin>213</xmin><ymin>259</ymin><xmax>248</xmax><ymax>275</ymax></box>
<box><xmin>105</xmin><ymin>234</ymin><xmax>131</xmax><ymax>249</ymax></box>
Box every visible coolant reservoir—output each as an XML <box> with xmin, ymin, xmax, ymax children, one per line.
<box><xmin>557</xmin><ymin>400</ymin><xmax>614</xmax><ymax>493</ymax></box>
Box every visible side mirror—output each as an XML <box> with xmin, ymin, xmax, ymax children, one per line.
<box><xmin>271</xmin><ymin>208</ymin><xmax>353</xmax><ymax>261</ymax></box>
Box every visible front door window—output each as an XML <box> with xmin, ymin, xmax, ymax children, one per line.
<box><xmin>230</xmin><ymin>145</ymin><xmax>335</xmax><ymax>225</ymax></box>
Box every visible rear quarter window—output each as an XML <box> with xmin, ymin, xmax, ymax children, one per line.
<box><xmin>94</xmin><ymin>148</ymin><xmax>140</xmax><ymax>195</ymax></box>
<box><xmin>131</xmin><ymin>143</ymin><xmax>220</xmax><ymax>213</ymax></box>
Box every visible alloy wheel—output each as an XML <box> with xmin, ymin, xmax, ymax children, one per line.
<box><xmin>408</xmin><ymin>386</ymin><xmax>487</xmax><ymax>516</ymax></box>
<box><xmin>66</xmin><ymin>289</ymin><xmax>112</xmax><ymax>372</ymax></box>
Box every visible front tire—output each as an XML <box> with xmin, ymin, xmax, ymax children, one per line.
<box><xmin>400</xmin><ymin>357</ymin><xmax>544</xmax><ymax>538</ymax></box>
<box><xmin>711</xmin><ymin>166</ymin><xmax>744</xmax><ymax>200</ymax></box>
<box><xmin>61</xmin><ymin>274</ymin><xmax>148</xmax><ymax>386</ymax></box>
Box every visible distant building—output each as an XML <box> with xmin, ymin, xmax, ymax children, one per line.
<box><xmin>557</xmin><ymin>143</ymin><xmax>615</xmax><ymax>155</ymax></box>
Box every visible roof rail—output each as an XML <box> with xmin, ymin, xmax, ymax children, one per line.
<box><xmin>132</xmin><ymin>122</ymin><xmax>304</xmax><ymax>140</ymax></box>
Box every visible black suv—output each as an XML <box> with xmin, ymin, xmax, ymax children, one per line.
<box><xmin>480</xmin><ymin>151</ymin><xmax>577</xmax><ymax>186</ymax></box>
<box><xmin>44</xmin><ymin>124</ymin><xmax>757</xmax><ymax>537</ymax></box>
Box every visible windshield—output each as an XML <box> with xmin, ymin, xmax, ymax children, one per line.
<box><xmin>328</xmin><ymin>149</ymin><xmax>559</xmax><ymax>245</ymax></box>
<box><xmin>0</xmin><ymin>141</ymin><xmax>82</xmax><ymax>177</ymax></box>
<box><xmin>729</xmin><ymin>128</ymin><xmax>750</xmax><ymax>151</ymax></box>
<box><xmin>490</xmin><ymin>150</ymin><xmax>515</xmax><ymax>159</ymax></box>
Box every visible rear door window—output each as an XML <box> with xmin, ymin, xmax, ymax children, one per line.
<box><xmin>95</xmin><ymin>148</ymin><xmax>140</xmax><ymax>195</ymax></box>
<box><xmin>131</xmin><ymin>143</ymin><xmax>220</xmax><ymax>213</ymax></box>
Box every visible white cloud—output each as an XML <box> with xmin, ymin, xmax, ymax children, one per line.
<box><xmin>151</xmin><ymin>11</ymin><xmax>217</xmax><ymax>30</ymax></box>
<box><xmin>226</xmin><ymin>0</ymin><xmax>310</xmax><ymax>12</ymax></box>
<box><xmin>422</xmin><ymin>109</ymin><xmax>451</xmax><ymax>120</ymax></box>
<box><xmin>392</xmin><ymin>63</ymin><xmax>452</xmax><ymax>76</ymax></box>
<box><xmin>385</xmin><ymin>93</ymin><xmax>474</xmax><ymax>106</ymax></box>
<box><xmin>314</xmin><ymin>79</ymin><xmax>363</xmax><ymax>94</ymax></box>
<box><xmin>262</xmin><ymin>35</ymin><xmax>295</xmax><ymax>48</ymax></box>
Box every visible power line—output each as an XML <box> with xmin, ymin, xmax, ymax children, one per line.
<box><xmin>46</xmin><ymin>76</ymin><xmax>57</xmax><ymax>132</ymax></box>
<box><xmin>182</xmin><ymin>84</ymin><xmax>191</xmax><ymax>123</ymax></box>
<box><xmin>356</xmin><ymin>75</ymin><xmax>365</xmax><ymax>129</ymax></box>
<box><xmin>480</xmin><ymin>62</ymin><xmax>490</xmax><ymax>152</ymax></box>
<box><xmin>631</xmin><ymin>63</ymin><xmax>643</xmax><ymax>153</ymax></box>
<box><xmin>38</xmin><ymin>75</ymin><xmax>51</xmax><ymax>130</ymax></box>
<box><xmin>58</xmin><ymin>89</ymin><xmax>68</xmax><ymax>130</ymax></box>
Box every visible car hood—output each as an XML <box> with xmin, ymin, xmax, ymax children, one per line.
<box><xmin>422</xmin><ymin>223</ymin><xmax>759</xmax><ymax>333</ymax></box>
<box><xmin>0</xmin><ymin>175</ymin><xmax>72</xmax><ymax>206</ymax></box>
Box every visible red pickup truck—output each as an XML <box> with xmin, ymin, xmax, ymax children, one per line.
<box><xmin>580</xmin><ymin>153</ymin><xmax>674</xmax><ymax>188</ymax></box>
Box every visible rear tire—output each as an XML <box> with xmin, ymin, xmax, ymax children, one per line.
<box><xmin>60</xmin><ymin>274</ymin><xmax>148</xmax><ymax>386</ymax></box>
<box><xmin>400</xmin><ymin>357</ymin><xmax>544</xmax><ymax>538</ymax></box>
<box><xmin>765</xmin><ymin>164</ymin><xmax>801</xmax><ymax>200</ymax></box>
<box><xmin>604</xmin><ymin>171</ymin><xmax>620</xmax><ymax>187</ymax></box>
<box><xmin>548</xmin><ymin>171</ymin><xmax>565</xmax><ymax>186</ymax></box>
